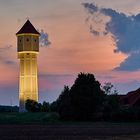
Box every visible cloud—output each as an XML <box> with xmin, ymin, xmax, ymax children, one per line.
<box><xmin>90</xmin><ymin>25</ymin><xmax>100</xmax><ymax>36</ymax></box>
<box><xmin>114</xmin><ymin>52</ymin><xmax>140</xmax><ymax>71</ymax></box>
<box><xmin>83</xmin><ymin>3</ymin><xmax>111</xmax><ymax>37</ymax></box>
<box><xmin>83</xmin><ymin>3</ymin><xmax>140</xmax><ymax>71</ymax></box>
<box><xmin>39</xmin><ymin>29</ymin><xmax>51</xmax><ymax>47</ymax></box>
<box><xmin>0</xmin><ymin>45</ymin><xmax>16</xmax><ymax>66</ymax></box>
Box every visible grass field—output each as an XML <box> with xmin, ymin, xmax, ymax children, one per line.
<box><xmin>0</xmin><ymin>112</ymin><xmax>60</xmax><ymax>124</ymax></box>
<box><xmin>0</xmin><ymin>113</ymin><xmax>140</xmax><ymax>139</ymax></box>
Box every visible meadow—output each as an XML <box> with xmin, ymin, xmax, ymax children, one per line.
<box><xmin>0</xmin><ymin>113</ymin><xmax>140</xmax><ymax>139</ymax></box>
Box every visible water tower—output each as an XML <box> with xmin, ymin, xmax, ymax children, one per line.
<box><xmin>16</xmin><ymin>20</ymin><xmax>40</xmax><ymax>112</ymax></box>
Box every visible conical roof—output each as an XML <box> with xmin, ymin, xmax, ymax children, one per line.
<box><xmin>16</xmin><ymin>20</ymin><xmax>40</xmax><ymax>35</ymax></box>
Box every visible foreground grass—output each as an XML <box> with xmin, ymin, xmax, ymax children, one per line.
<box><xmin>0</xmin><ymin>112</ymin><xmax>60</xmax><ymax>124</ymax></box>
<box><xmin>1</xmin><ymin>112</ymin><xmax>140</xmax><ymax>124</ymax></box>
<box><xmin>0</xmin><ymin>113</ymin><xmax>140</xmax><ymax>139</ymax></box>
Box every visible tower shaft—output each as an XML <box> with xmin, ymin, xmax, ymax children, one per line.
<box><xmin>18</xmin><ymin>52</ymin><xmax>38</xmax><ymax>112</ymax></box>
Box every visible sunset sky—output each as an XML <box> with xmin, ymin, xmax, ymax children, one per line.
<box><xmin>1</xmin><ymin>0</ymin><xmax>140</xmax><ymax>105</ymax></box>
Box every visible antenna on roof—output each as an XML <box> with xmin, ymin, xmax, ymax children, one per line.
<box><xmin>26</xmin><ymin>17</ymin><xmax>30</xmax><ymax>20</ymax></box>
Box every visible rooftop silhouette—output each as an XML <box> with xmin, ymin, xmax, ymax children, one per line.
<box><xmin>16</xmin><ymin>20</ymin><xmax>40</xmax><ymax>35</ymax></box>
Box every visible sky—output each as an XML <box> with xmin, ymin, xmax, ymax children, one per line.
<box><xmin>1</xmin><ymin>0</ymin><xmax>140</xmax><ymax>105</ymax></box>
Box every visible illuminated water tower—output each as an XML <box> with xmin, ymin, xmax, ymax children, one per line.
<box><xmin>16</xmin><ymin>20</ymin><xmax>40</xmax><ymax>112</ymax></box>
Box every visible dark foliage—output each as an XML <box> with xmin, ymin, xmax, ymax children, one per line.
<box><xmin>56</xmin><ymin>86</ymin><xmax>73</xmax><ymax>120</ymax></box>
<box><xmin>110</xmin><ymin>106</ymin><xmax>140</xmax><ymax>122</ymax></box>
<box><xmin>56</xmin><ymin>73</ymin><xmax>105</xmax><ymax>120</ymax></box>
<box><xmin>26</xmin><ymin>100</ymin><xmax>51</xmax><ymax>112</ymax></box>
<box><xmin>102</xmin><ymin>82</ymin><xmax>120</xmax><ymax>120</ymax></box>
<box><xmin>0</xmin><ymin>106</ymin><xmax>19</xmax><ymax>112</ymax></box>
<box><xmin>102</xmin><ymin>95</ymin><xmax>120</xmax><ymax>120</ymax></box>
<box><xmin>25</xmin><ymin>99</ymin><xmax>41</xmax><ymax>112</ymax></box>
<box><xmin>25</xmin><ymin>73</ymin><xmax>140</xmax><ymax>122</ymax></box>
<box><xmin>40</xmin><ymin>101</ymin><xmax>50</xmax><ymax>112</ymax></box>
<box><xmin>50</xmin><ymin>101</ymin><xmax>58</xmax><ymax>112</ymax></box>
<box><xmin>70</xmin><ymin>73</ymin><xmax>104</xmax><ymax>120</ymax></box>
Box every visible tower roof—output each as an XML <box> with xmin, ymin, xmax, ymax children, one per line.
<box><xmin>16</xmin><ymin>20</ymin><xmax>40</xmax><ymax>35</ymax></box>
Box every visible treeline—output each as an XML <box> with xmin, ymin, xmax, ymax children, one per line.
<box><xmin>0</xmin><ymin>106</ymin><xmax>19</xmax><ymax>112</ymax></box>
<box><xmin>26</xmin><ymin>73</ymin><xmax>140</xmax><ymax>122</ymax></box>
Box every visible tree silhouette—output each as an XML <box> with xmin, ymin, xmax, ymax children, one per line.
<box><xmin>70</xmin><ymin>73</ymin><xmax>104</xmax><ymax>120</ymax></box>
<box><xmin>41</xmin><ymin>101</ymin><xmax>50</xmax><ymax>112</ymax></box>
<box><xmin>56</xmin><ymin>73</ymin><xmax>104</xmax><ymax>120</ymax></box>
<box><xmin>57</xmin><ymin>86</ymin><xmax>73</xmax><ymax>120</ymax></box>
<box><xmin>102</xmin><ymin>82</ymin><xmax>119</xmax><ymax>120</ymax></box>
<box><xmin>25</xmin><ymin>99</ymin><xmax>40</xmax><ymax>112</ymax></box>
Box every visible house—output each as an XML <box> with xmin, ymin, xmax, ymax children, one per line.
<box><xmin>119</xmin><ymin>88</ymin><xmax>140</xmax><ymax>106</ymax></box>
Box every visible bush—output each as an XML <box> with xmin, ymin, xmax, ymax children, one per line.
<box><xmin>25</xmin><ymin>99</ymin><xmax>41</xmax><ymax>112</ymax></box>
<box><xmin>110</xmin><ymin>106</ymin><xmax>139</xmax><ymax>122</ymax></box>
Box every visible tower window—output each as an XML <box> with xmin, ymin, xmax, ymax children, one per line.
<box><xmin>19</xmin><ymin>39</ymin><xmax>22</xmax><ymax>42</ymax></box>
<box><xmin>26</xmin><ymin>38</ymin><xmax>29</xmax><ymax>42</ymax></box>
<box><xmin>34</xmin><ymin>39</ymin><xmax>36</xmax><ymax>42</ymax></box>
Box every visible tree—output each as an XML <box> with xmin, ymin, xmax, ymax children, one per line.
<box><xmin>41</xmin><ymin>101</ymin><xmax>50</xmax><ymax>112</ymax></box>
<box><xmin>56</xmin><ymin>86</ymin><xmax>73</xmax><ymax>120</ymax></box>
<box><xmin>102</xmin><ymin>83</ymin><xmax>119</xmax><ymax>108</ymax></box>
<box><xmin>102</xmin><ymin>82</ymin><xmax>119</xmax><ymax>120</ymax></box>
<box><xmin>50</xmin><ymin>101</ymin><xmax>58</xmax><ymax>112</ymax></box>
<box><xmin>70</xmin><ymin>73</ymin><xmax>104</xmax><ymax>120</ymax></box>
<box><xmin>25</xmin><ymin>99</ymin><xmax>40</xmax><ymax>112</ymax></box>
<box><xmin>102</xmin><ymin>82</ymin><xmax>118</xmax><ymax>95</ymax></box>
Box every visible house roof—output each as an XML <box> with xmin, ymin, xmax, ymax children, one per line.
<box><xmin>119</xmin><ymin>88</ymin><xmax>140</xmax><ymax>106</ymax></box>
<box><xmin>16</xmin><ymin>20</ymin><xmax>40</xmax><ymax>35</ymax></box>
